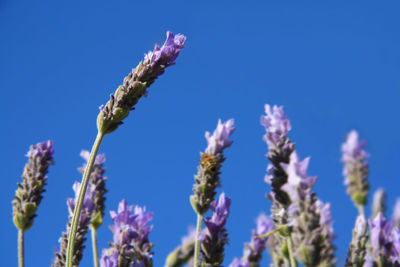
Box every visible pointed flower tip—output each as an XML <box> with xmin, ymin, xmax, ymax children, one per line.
<box><xmin>261</xmin><ymin>104</ymin><xmax>291</xmax><ymax>149</ymax></box>
<box><xmin>27</xmin><ymin>140</ymin><xmax>54</xmax><ymax>159</ymax></box>
<box><xmin>342</xmin><ymin>130</ymin><xmax>369</xmax><ymax>161</ymax></box>
<box><xmin>281</xmin><ymin>151</ymin><xmax>316</xmax><ymax>202</ymax></box>
<box><xmin>205</xmin><ymin>119</ymin><xmax>236</xmax><ymax>155</ymax></box>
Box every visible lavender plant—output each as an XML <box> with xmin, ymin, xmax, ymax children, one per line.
<box><xmin>66</xmin><ymin>31</ymin><xmax>186</xmax><ymax>267</ymax></box>
<box><xmin>190</xmin><ymin>119</ymin><xmax>235</xmax><ymax>266</ymax></box>
<box><xmin>10</xmin><ymin>31</ymin><xmax>400</xmax><ymax>267</ymax></box>
<box><xmin>260</xmin><ymin>105</ymin><xmax>295</xmax><ymax>266</ymax></box>
<box><xmin>12</xmin><ymin>140</ymin><xmax>54</xmax><ymax>267</ymax></box>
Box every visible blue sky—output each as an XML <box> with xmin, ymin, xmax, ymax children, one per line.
<box><xmin>1</xmin><ymin>0</ymin><xmax>400</xmax><ymax>266</ymax></box>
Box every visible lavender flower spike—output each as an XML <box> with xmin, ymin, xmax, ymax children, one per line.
<box><xmin>372</xmin><ymin>188</ymin><xmax>386</xmax><ymax>219</ymax></box>
<box><xmin>230</xmin><ymin>213</ymin><xmax>274</xmax><ymax>267</ymax></box>
<box><xmin>341</xmin><ymin>130</ymin><xmax>369</xmax><ymax>209</ymax></box>
<box><xmin>13</xmin><ymin>140</ymin><xmax>54</xmax><ymax>231</ymax></box>
<box><xmin>97</xmin><ymin>31</ymin><xmax>186</xmax><ymax>134</ymax></box>
<box><xmin>200</xmin><ymin>193</ymin><xmax>231</xmax><ymax>266</ymax></box>
<box><xmin>191</xmin><ymin>119</ymin><xmax>235</xmax><ymax>215</ymax></box>
<box><xmin>260</xmin><ymin>104</ymin><xmax>296</xmax><ymax>266</ymax></box>
<box><xmin>52</xmin><ymin>182</ymin><xmax>96</xmax><ymax>267</ymax></box>
<box><xmin>282</xmin><ymin>151</ymin><xmax>336</xmax><ymax>267</ymax></box>
<box><xmin>102</xmin><ymin>200</ymin><xmax>154</xmax><ymax>267</ymax></box>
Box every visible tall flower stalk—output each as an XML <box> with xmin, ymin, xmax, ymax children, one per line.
<box><xmin>12</xmin><ymin>140</ymin><xmax>54</xmax><ymax>267</ymax></box>
<box><xmin>341</xmin><ymin>130</ymin><xmax>369</xmax><ymax>217</ymax></box>
<box><xmin>65</xmin><ymin>31</ymin><xmax>186</xmax><ymax>267</ymax></box>
<box><xmin>79</xmin><ymin>150</ymin><xmax>108</xmax><ymax>267</ymax></box>
<box><xmin>190</xmin><ymin>119</ymin><xmax>235</xmax><ymax>267</ymax></box>
<box><xmin>260</xmin><ymin>105</ymin><xmax>295</xmax><ymax>266</ymax></box>
<box><xmin>281</xmin><ymin>152</ymin><xmax>336</xmax><ymax>267</ymax></box>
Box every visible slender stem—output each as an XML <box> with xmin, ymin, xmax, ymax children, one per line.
<box><xmin>91</xmin><ymin>227</ymin><xmax>100</xmax><ymax>267</ymax></box>
<box><xmin>66</xmin><ymin>132</ymin><xmax>105</xmax><ymax>267</ymax></box>
<box><xmin>357</xmin><ymin>204</ymin><xmax>365</xmax><ymax>218</ymax></box>
<box><xmin>287</xmin><ymin>236</ymin><xmax>298</xmax><ymax>267</ymax></box>
<box><xmin>18</xmin><ymin>230</ymin><xmax>24</xmax><ymax>267</ymax></box>
<box><xmin>193</xmin><ymin>214</ymin><xmax>203</xmax><ymax>267</ymax></box>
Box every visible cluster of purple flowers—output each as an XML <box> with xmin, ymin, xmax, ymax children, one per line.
<box><xmin>100</xmin><ymin>200</ymin><xmax>154</xmax><ymax>267</ymax></box>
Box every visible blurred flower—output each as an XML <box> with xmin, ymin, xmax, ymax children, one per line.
<box><xmin>346</xmin><ymin>215</ymin><xmax>368</xmax><ymax>266</ymax></box>
<box><xmin>341</xmin><ymin>130</ymin><xmax>369</xmax><ymax>207</ymax></box>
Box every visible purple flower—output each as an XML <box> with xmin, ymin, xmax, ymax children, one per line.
<box><xmin>342</xmin><ymin>130</ymin><xmax>369</xmax><ymax>176</ymax></box>
<box><xmin>281</xmin><ymin>151</ymin><xmax>317</xmax><ymax>202</ymax></box>
<box><xmin>203</xmin><ymin>193</ymin><xmax>231</xmax><ymax>236</ymax></box>
<box><xmin>315</xmin><ymin>200</ymin><xmax>335</xmax><ymax>241</ymax></box>
<box><xmin>201</xmin><ymin>193</ymin><xmax>231</xmax><ymax>266</ymax></box>
<box><xmin>205</xmin><ymin>119</ymin><xmax>235</xmax><ymax>155</ymax></box>
<box><xmin>232</xmin><ymin>213</ymin><xmax>274</xmax><ymax>266</ymax></box>
<box><xmin>260</xmin><ymin>104</ymin><xmax>291</xmax><ymax>150</ymax></box>
<box><xmin>341</xmin><ymin>130</ymin><xmax>369</xmax><ymax>207</ymax></box>
<box><xmin>100</xmin><ymin>249</ymin><xmax>118</xmax><ymax>267</ymax></box>
<box><xmin>104</xmin><ymin>200</ymin><xmax>154</xmax><ymax>267</ymax></box>
<box><xmin>191</xmin><ymin>119</ymin><xmax>235</xmax><ymax>215</ymax></box>
<box><xmin>13</xmin><ymin>140</ymin><xmax>55</xmax><ymax>231</ymax></box>
<box><xmin>98</xmin><ymin>31</ymin><xmax>186</xmax><ymax>134</ymax></box>
<box><xmin>109</xmin><ymin>199</ymin><xmax>139</xmax><ymax>246</ymax></box>
<box><xmin>145</xmin><ymin>31</ymin><xmax>186</xmax><ymax>70</ymax></box>
<box><xmin>229</xmin><ymin>258</ymin><xmax>250</xmax><ymax>267</ymax></box>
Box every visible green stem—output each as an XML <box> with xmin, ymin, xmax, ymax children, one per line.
<box><xmin>66</xmin><ymin>132</ymin><xmax>105</xmax><ymax>267</ymax></box>
<box><xmin>91</xmin><ymin>227</ymin><xmax>99</xmax><ymax>267</ymax></box>
<box><xmin>18</xmin><ymin>230</ymin><xmax>24</xmax><ymax>267</ymax></box>
<box><xmin>193</xmin><ymin>214</ymin><xmax>203</xmax><ymax>267</ymax></box>
<box><xmin>287</xmin><ymin>236</ymin><xmax>298</xmax><ymax>267</ymax></box>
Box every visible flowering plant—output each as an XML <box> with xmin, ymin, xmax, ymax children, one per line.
<box><xmin>11</xmin><ymin>31</ymin><xmax>400</xmax><ymax>267</ymax></box>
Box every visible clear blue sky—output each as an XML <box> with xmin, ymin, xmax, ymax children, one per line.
<box><xmin>1</xmin><ymin>0</ymin><xmax>400</xmax><ymax>266</ymax></box>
